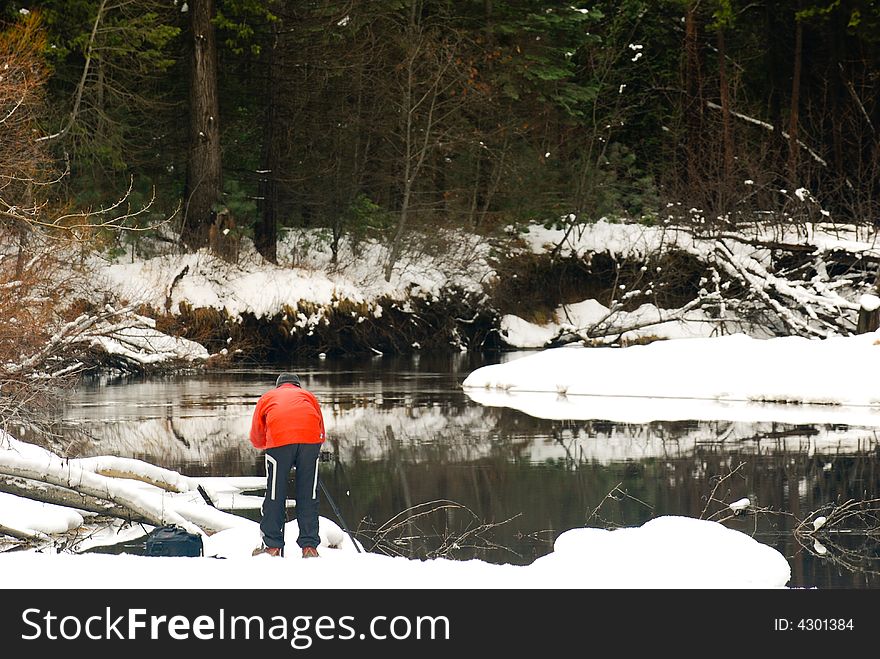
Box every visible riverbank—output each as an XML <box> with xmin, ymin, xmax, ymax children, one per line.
<box><xmin>46</xmin><ymin>218</ymin><xmax>880</xmax><ymax>373</ymax></box>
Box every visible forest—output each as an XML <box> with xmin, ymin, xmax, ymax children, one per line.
<box><xmin>4</xmin><ymin>0</ymin><xmax>880</xmax><ymax>424</ymax></box>
<box><xmin>4</xmin><ymin>0</ymin><xmax>880</xmax><ymax>258</ymax></box>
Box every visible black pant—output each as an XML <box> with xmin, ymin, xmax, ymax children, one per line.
<box><xmin>259</xmin><ymin>443</ymin><xmax>322</xmax><ymax>552</ymax></box>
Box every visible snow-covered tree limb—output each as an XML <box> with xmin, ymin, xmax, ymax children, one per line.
<box><xmin>0</xmin><ymin>474</ymin><xmax>149</xmax><ymax>522</ymax></box>
<box><xmin>70</xmin><ymin>455</ymin><xmax>207</xmax><ymax>495</ymax></box>
<box><xmin>0</xmin><ymin>436</ymin><xmax>205</xmax><ymax>535</ymax></box>
<box><xmin>712</xmin><ymin>240</ymin><xmax>846</xmax><ymax>338</ymax></box>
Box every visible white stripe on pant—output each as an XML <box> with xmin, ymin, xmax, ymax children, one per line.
<box><xmin>266</xmin><ymin>453</ymin><xmax>278</xmax><ymax>500</ymax></box>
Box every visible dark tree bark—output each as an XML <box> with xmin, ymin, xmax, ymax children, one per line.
<box><xmin>255</xmin><ymin>17</ymin><xmax>280</xmax><ymax>264</ymax></box>
<box><xmin>788</xmin><ymin>10</ymin><xmax>803</xmax><ymax>184</ymax></box>
<box><xmin>829</xmin><ymin>10</ymin><xmax>848</xmax><ymax>193</ymax></box>
<box><xmin>717</xmin><ymin>27</ymin><xmax>734</xmax><ymax>189</ymax></box>
<box><xmin>181</xmin><ymin>0</ymin><xmax>223</xmax><ymax>251</ymax></box>
<box><xmin>765</xmin><ymin>2</ymin><xmax>787</xmax><ymax>180</ymax></box>
<box><xmin>683</xmin><ymin>2</ymin><xmax>704</xmax><ymax>198</ymax></box>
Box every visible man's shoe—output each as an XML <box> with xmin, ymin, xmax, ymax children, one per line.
<box><xmin>302</xmin><ymin>546</ymin><xmax>320</xmax><ymax>558</ymax></box>
<box><xmin>252</xmin><ymin>545</ymin><xmax>283</xmax><ymax>557</ymax></box>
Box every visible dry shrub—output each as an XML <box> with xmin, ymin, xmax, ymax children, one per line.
<box><xmin>156</xmin><ymin>303</ymin><xmax>226</xmax><ymax>346</ymax></box>
<box><xmin>155</xmin><ymin>302</ymin><xmax>261</xmax><ymax>358</ymax></box>
<box><xmin>0</xmin><ymin>236</ymin><xmax>82</xmax><ymax>438</ymax></box>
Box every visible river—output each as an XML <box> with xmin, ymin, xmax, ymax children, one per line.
<box><xmin>51</xmin><ymin>351</ymin><xmax>880</xmax><ymax>589</ymax></box>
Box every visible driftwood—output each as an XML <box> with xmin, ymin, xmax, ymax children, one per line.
<box><xmin>0</xmin><ymin>475</ymin><xmax>151</xmax><ymax>524</ymax></box>
<box><xmin>0</xmin><ymin>523</ymin><xmax>45</xmax><ymax>541</ymax></box>
<box><xmin>0</xmin><ymin>448</ymin><xmax>204</xmax><ymax>536</ymax></box>
<box><xmin>539</xmin><ymin>227</ymin><xmax>873</xmax><ymax>348</ymax></box>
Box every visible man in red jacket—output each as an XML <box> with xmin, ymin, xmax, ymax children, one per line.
<box><xmin>250</xmin><ymin>372</ymin><xmax>326</xmax><ymax>558</ymax></box>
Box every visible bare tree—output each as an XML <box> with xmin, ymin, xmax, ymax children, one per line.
<box><xmin>383</xmin><ymin>4</ymin><xmax>471</xmax><ymax>281</ymax></box>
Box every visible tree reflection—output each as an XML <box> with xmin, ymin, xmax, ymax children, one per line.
<box><xmin>49</xmin><ymin>371</ymin><xmax>880</xmax><ymax>587</ymax></box>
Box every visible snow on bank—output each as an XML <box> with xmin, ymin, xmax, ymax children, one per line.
<box><xmin>462</xmin><ymin>331</ymin><xmax>880</xmax><ymax>424</ymax></box>
<box><xmin>41</xmin><ymin>218</ymin><xmax>879</xmax><ymax>371</ymax></box>
<box><xmin>515</xmin><ymin>219</ymin><xmax>880</xmax><ymax>261</ymax></box>
<box><xmin>0</xmin><ymin>513</ymin><xmax>791</xmax><ymax>589</ymax></box>
<box><xmin>500</xmin><ymin>298</ymin><xmax>721</xmax><ymax>348</ymax></box>
<box><xmin>86</xmin><ymin>220</ymin><xmax>880</xmax><ymax>332</ymax></box>
<box><xmin>496</xmin><ymin>219</ymin><xmax>875</xmax><ymax>348</ymax></box>
<box><xmin>93</xmin><ymin>230</ymin><xmax>494</xmax><ymax>320</ymax></box>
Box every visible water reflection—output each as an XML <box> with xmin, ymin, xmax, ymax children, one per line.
<box><xmin>42</xmin><ymin>353</ymin><xmax>880</xmax><ymax>588</ymax></box>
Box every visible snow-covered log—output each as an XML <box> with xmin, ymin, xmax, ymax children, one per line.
<box><xmin>70</xmin><ymin>456</ymin><xmax>207</xmax><ymax>494</ymax></box>
<box><xmin>0</xmin><ymin>475</ymin><xmax>148</xmax><ymax>523</ymax></box>
<box><xmin>0</xmin><ymin>432</ymin><xmax>267</xmax><ymax>542</ymax></box>
<box><xmin>0</xmin><ymin>434</ymin><xmax>206</xmax><ymax>535</ymax></box>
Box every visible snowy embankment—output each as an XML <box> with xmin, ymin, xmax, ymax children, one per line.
<box><xmin>463</xmin><ymin>330</ymin><xmax>880</xmax><ymax>425</ymax></box>
<box><xmin>85</xmin><ymin>228</ymin><xmax>495</xmax><ymax>365</ymax></box>
<box><xmin>0</xmin><ymin>433</ymin><xmax>792</xmax><ymax>588</ymax></box>
<box><xmin>495</xmin><ymin>220</ymin><xmax>879</xmax><ymax>348</ymax></box>
<box><xmin>44</xmin><ymin>218</ymin><xmax>880</xmax><ymax>368</ymax></box>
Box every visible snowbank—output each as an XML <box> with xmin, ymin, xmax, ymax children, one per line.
<box><xmin>463</xmin><ymin>331</ymin><xmax>880</xmax><ymax>423</ymax></box>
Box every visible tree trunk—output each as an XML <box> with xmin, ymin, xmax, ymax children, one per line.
<box><xmin>255</xmin><ymin>19</ymin><xmax>280</xmax><ymax>264</ymax></box>
<box><xmin>181</xmin><ymin>0</ymin><xmax>223</xmax><ymax>251</ymax></box>
<box><xmin>0</xmin><ymin>475</ymin><xmax>150</xmax><ymax>523</ymax></box>
<box><xmin>385</xmin><ymin>10</ymin><xmax>419</xmax><ymax>282</ymax></box>
<box><xmin>717</xmin><ymin>27</ymin><xmax>735</xmax><ymax>197</ymax></box>
<box><xmin>788</xmin><ymin>12</ymin><xmax>803</xmax><ymax>185</ymax></box>
<box><xmin>765</xmin><ymin>3</ymin><xmax>787</xmax><ymax>182</ymax></box>
<box><xmin>829</xmin><ymin>6</ymin><xmax>849</xmax><ymax>186</ymax></box>
<box><xmin>683</xmin><ymin>2</ymin><xmax>703</xmax><ymax>199</ymax></box>
<box><xmin>857</xmin><ymin>306</ymin><xmax>880</xmax><ymax>334</ymax></box>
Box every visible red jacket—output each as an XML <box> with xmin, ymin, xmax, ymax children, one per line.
<box><xmin>249</xmin><ymin>383</ymin><xmax>326</xmax><ymax>450</ymax></box>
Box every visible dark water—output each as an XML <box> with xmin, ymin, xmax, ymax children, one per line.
<box><xmin>48</xmin><ymin>351</ymin><xmax>880</xmax><ymax>589</ymax></box>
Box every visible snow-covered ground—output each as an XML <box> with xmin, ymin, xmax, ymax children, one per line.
<box><xmin>75</xmin><ymin>219</ymin><xmax>880</xmax><ymax>366</ymax></box>
<box><xmin>0</xmin><ymin>432</ymin><xmax>791</xmax><ymax>589</ymax></box>
<box><xmin>94</xmin><ymin>228</ymin><xmax>494</xmax><ymax>320</ymax></box>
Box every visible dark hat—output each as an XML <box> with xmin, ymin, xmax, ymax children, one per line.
<box><xmin>276</xmin><ymin>372</ymin><xmax>302</xmax><ymax>388</ymax></box>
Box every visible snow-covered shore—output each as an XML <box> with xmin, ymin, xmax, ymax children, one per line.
<box><xmin>462</xmin><ymin>331</ymin><xmax>880</xmax><ymax>421</ymax></box>
<box><xmin>77</xmin><ymin>219</ymin><xmax>880</xmax><ymax>369</ymax></box>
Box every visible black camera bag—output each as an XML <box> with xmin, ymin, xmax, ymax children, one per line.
<box><xmin>144</xmin><ymin>525</ymin><xmax>204</xmax><ymax>557</ymax></box>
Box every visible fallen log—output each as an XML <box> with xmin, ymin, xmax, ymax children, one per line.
<box><xmin>0</xmin><ymin>447</ymin><xmax>204</xmax><ymax>536</ymax></box>
<box><xmin>0</xmin><ymin>475</ymin><xmax>150</xmax><ymax>524</ymax></box>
